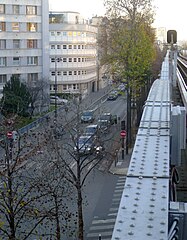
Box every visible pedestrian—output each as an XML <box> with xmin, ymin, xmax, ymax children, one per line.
<box><xmin>46</xmin><ymin>115</ymin><xmax>50</xmax><ymax>123</ymax></box>
<box><xmin>65</xmin><ymin>106</ymin><xmax>68</xmax><ymax>112</ymax></box>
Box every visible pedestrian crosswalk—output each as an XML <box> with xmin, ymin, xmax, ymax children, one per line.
<box><xmin>86</xmin><ymin>176</ymin><xmax>126</xmax><ymax>239</ymax></box>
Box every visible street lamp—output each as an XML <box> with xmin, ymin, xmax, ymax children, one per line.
<box><xmin>54</xmin><ymin>57</ymin><xmax>62</xmax><ymax>121</ymax></box>
<box><xmin>54</xmin><ymin>57</ymin><xmax>58</xmax><ymax>120</ymax></box>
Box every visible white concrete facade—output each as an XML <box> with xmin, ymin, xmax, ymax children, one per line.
<box><xmin>0</xmin><ymin>0</ymin><xmax>49</xmax><ymax>96</ymax></box>
<box><xmin>49</xmin><ymin>12</ymin><xmax>98</xmax><ymax>98</ymax></box>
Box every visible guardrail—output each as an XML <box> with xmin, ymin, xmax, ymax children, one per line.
<box><xmin>177</xmin><ymin>68</ymin><xmax>187</xmax><ymax>110</ymax></box>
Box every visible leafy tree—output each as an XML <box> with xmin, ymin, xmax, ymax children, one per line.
<box><xmin>100</xmin><ymin>0</ymin><xmax>156</xmax><ymax>150</ymax></box>
<box><xmin>1</xmin><ymin>76</ymin><xmax>31</xmax><ymax>117</ymax></box>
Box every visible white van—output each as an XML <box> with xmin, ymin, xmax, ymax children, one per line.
<box><xmin>50</xmin><ymin>96</ymin><xmax>68</xmax><ymax>105</ymax></box>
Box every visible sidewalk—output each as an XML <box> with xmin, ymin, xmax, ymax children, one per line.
<box><xmin>109</xmin><ymin>148</ymin><xmax>133</xmax><ymax>176</ymax></box>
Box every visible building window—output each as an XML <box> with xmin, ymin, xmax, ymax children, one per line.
<box><xmin>51</xmin><ymin>58</ymin><xmax>55</xmax><ymax>62</ymax></box>
<box><xmin>12</xmin><ymin>74</ymin><xmax>21</xmax><ymax>80</ymax></box>
<box><xmin>27</xmin><ymin>23</ymin><xmax>37</xmax><ymax>32</ymax></box>
<box><xmin>27</xmin><ymin>57</ymin><xmax>38</xmax><ymax>65</ymax></box>
<box><xmin>57</xmin><ymin>58</ymin><xmax>62</xmax><ymax>63</ymax></box>
<box><xmin>57</xmin><ymin>45</ymin><xmax>61</xmax><ymax>49</ymax></box>
<box><xmin>68</xmin><ymin>45</ymin><xmax>72</xmax><ymax>49</ymax></box>
<box><xmin>26</xmin><ymin>6</ymin><xmax>37</xmax><ymax>15</ymax></box>
<box><xmin>78</xmin><ymin>58</ymin><xmax>81</xmax><ymax>62</ymax></box>
<box><xmin>78</xmin><ymin>45</ymin><xmax>81</xmax><ymax>49</ymax></box>
<box><xmin>63</xmin><ymin>58</ymin><xmax>67</xmax><ymax>62</ymax></box>
<box><xmin>63</xmin><ymin>85</ymin><xmax>67</xmax><ymax>90</ymax></box>
<box><xmin>69</xmin><ymin>71</ymin><xmax>72</xmax><ymax>75</ymax></box>
<box><xmin>51</xmin><ymin>72</ymin><xmax>55</xmax><ymax>76</ymax></box>
<box><xmin>57</xmin><ymin>32</ymin><xmax>61</xmax><ymax>36</ymax></box>
<box><xmin>51</xmin><ymin>31</ymin><xmax>55</xmax><ymax>36</ymax></box>
<box><xmin>12</xmin><ymin>22</ymin><xmax>19</xmax><ymax>31</ymax></box>
<box><xmin>27</xmin><ymin>39</ymin><xmax>37</xmax><ymax>48</ymax></box>
<box><xmin>74</xmin><ymin>58</ymin><xmax>77</xmax><ymax>62</ymax></box>
<box><xmin>73</xmin><ymin>84</ymin><xmax>76</xmax><ymax>89</ymax></box>
<box><xmin>51</xmin><ymin>45</ymin><xmax>55</xmax><ymax>49</ymax></box>
<box><xmin>63</xmin><ymin>32</ymin><xmax>67</xmax><ymax>36</ymax></box>
<box><xmin>0</xmin><ymin>75</ymin><xmax>7</xmax><ymax>84</ymax></box>
<box><xmin>13</xmin><ymin>39</ymin><xmax>20</xmax><ymax>48</ymax></box>
<box><xmin>0</xmin><ymin>40</ymin><xmax>6</xmax><ymax>49</ymax></box>
<box><xmin>68</xmin><ymin>32</ymin><xmax>72</xmax><ymax>36</ymax></box>
<box><xmin>13</xmin><ymin>57</ymin><xmax>20</xmax><ymax>65</ymax></box>
<box><xmin>0</xmin><ymin>4</ymin><xmax>5</xmax><ymax>13</ymax></box>
<box><xmin>63</xmin><ymin>71</ymin><xmax>67</xmax><ymax>76</ymax></box>
<box><xmin>0</xmin><ymin>57</ymin><xmax>6</xmax><ymax>67</ymax></box>
<box><xmin>68</xmin><ymin>58</ymin><xmax>72</xmax><ymax>62</ymax></box>
<box><xmin>63</xmin><ymin>45</ymin><xmax>67</xmax><ymax>49</ymax></box>
<box><xmin>74</xmin><ymin>71</ymin><xmax>77</xmax><ymax>75</ymax></box>
<box><xmin>57</xmin><ymin>71</ymin><xmax>61</xmax><ymax>76</ymax></box>
<box><xmin>53</xmin><ymin>85</ymin><xmax>57</xmax><ymax>91</ymax></box>
<box><xmin>28</xmin><ymin>73</ymin><xmax>38</xmax><ymax>82</ymax></box>
<box><xmin>0</xmin><ymin>22</ymin><xmax>5</xmax><ymax>31</ymax></box>
<box><xmin>73</xmin><ymin>45</ymin><xmax>77</xmax><ymax>49</ymax></box>
<box><xmin>12</xmin><ymin>5</ymin><xmax>19</xmax><ymax>14</ymax></box>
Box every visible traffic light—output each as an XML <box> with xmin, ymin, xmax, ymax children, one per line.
<box><xmin>121</xmin><ymin>120</ymin><xmax>126</xmax><ymax>130</ymax></box>
<box><xmin>167</xmin><ymin>30</ymin><xmax>177</xmax><ymax>44</ymax></box>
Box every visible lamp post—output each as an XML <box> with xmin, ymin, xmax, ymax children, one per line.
<box><xmin>54</xmin><ymin>57</ymin><xmax>62</xmax><ymax>122</ymax></box>
<box><xmin>54</xmin><ymin>57</ymin><xmax>58</xmax><ymax>121</ymax></box>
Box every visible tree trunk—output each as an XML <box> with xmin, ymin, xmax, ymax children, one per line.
<box><xmin>6</xmin><ymin>143</ymin><xmax>16</xmax><ymax>240</ymax></box>
<box><xmin>76</xmin><ymin>162</ymin><xmax>84</xmax><ymax>240</ymax></box>
<box><xmin>77</xmin><ymin>186</ymin><xmax>84</xmax><ymax>240</ymax></box>
<box><xmin>54</xmin><ymin>195</ymin><xmax>61</xmax><ymax>240</ymax></box>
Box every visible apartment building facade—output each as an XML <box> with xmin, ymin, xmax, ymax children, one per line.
<box><xmin>49</xmin><ymin>11</ymin><xmax>98</xmax><ymax>98</ymax></box>
<box><xmin>0</xmin><ymin>0</ymin><xmax>49</xmax><ymax>97</ymax></box>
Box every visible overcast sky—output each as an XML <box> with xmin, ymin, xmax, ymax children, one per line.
<box><xmin>49</xmin><ymin>0</ymin><xmax>187</xmax><ymax>41</ymax></box>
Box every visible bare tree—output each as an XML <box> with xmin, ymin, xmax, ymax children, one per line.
<box><xmin>45</xmin><ymin>101</ymin><xmax>117</xmax><ymax>240</ymax></box>
<box><xmin>0</xmin><ymin>121</ymin><xmax>48</xmax><ymax>239</ymax></box>
<box><xmin>29</xmin><ymin>136</ymin><xmax>77</xmax><ymax>240</ymax></box>
<box><xmin>27</xmin><ymin>78</ymin><xmax>50</xmax><ymax>117</ymax></box>
<box><xmin>0</xmin><ymin>91</ymin><xmax>120</xmax><ymax>240</ymax></box>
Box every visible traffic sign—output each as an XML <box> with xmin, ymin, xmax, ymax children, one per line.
<box><xmin>120</xmin><ymin>130</ymin><xmax>126</xmax><ymax>138</ymax></box>
<box><xmin>7</xmin><ymin>131</ymin><xmax>13</xmax><ymax>139</ymax></box>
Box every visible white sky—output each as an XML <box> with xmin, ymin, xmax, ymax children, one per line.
<box><xmin>49</xmin><ymin>0</ymin><xmax>187</xmax><ymax>41</ymax></box>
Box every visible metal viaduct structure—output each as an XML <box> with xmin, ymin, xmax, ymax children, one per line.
<box><xmin>112</xmin><ymin>49</ymin><xmax>187</xmax><ymax>240</ymax></box>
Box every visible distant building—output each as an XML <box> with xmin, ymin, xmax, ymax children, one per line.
<box><xmin>49</xmin><ymin>11</ymin><xmax>98</xmax><ymax>98</ymax></box>
<box><xmin>155</xmin><ymin>27</ymin><xmax>167</xmax><ymax>44</ymax></box>
<box><xmin>0</xmin><ymin>1</ymin><xmax>49</xmax><ymax>98</ymax></box>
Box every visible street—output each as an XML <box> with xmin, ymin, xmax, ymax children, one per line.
<box><xmin>83</xmin><ymin>170</ymin><xmax>125</xmax><ymax>239</ymax></box>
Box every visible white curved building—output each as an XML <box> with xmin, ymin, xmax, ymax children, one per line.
<box><xmin>49</xmin><ymin>11</ymin><xmax>98</xmax><ymax>98</ymax></box>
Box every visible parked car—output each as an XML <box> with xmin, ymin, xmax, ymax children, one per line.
<box><xmin>50</xmin><ymin>96</ymin><xmax>68</xmax><ymax>105</ymax></box>
<box><xmin>81</xmin><ymin>110</ymin><xmax>94</xmax><ymax>123</ymax></box>
<box><xmin>74</xmin><ymin>135</ymin><xmax>96</xmax><ymax>155</ymax></box>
